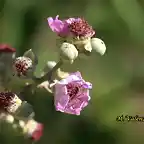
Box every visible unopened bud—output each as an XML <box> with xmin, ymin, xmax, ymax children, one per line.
<box><xmin>47</xmin><ymin>61</ymin><xmax>57</xmax><ymax>69</ymax></box>
<box><xmin>59</xmin><ymin>42</ymin><xmax>78</xmax><ymax>64</ymax></box>
<box><xmin>91</xmin><ymin>38</ymin><xmax>106</xmax><ymax>55</ymax></box>
<box><xmin>84</xmin><ymin>41</ymin><xmax>92</xmax><ymax>53</ymax></box>
<box><xmin>5</xmin><ymin>114</ymin><xmax>14</xmax><ymax>123</ymax></box>
<box><xmin>14</xmin><ymin>56</ymin><xmax>34</xmax><ymax>78</ymax></box>
<box><xmin>41</xmin><ymin>61</ymin><xmax>57</xmax><ymax>77</ymax></box>
<box><xmin>0</xmin><ymin>113</ymin><xmax>14</xmax><ymax>123</ymax></box>
<box><xmin>19</xmin><ymin>120</ymin><xmax>25</xmax><ymax>128</ymax></box>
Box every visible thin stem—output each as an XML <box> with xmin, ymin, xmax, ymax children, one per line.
<box><xmin>19</xmin><ymin>60</ymin><xmax>63</xmax><ymax>98</ymax></box>
<box><xmin>33</xmin><ymin>60</ymin><xmax>63</xmax><ymax>84</ymax></box>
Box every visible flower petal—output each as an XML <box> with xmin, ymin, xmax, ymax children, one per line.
<box><xmin>47</xmin><ymin>16</ymin><xmax>64</xmax><ymax>34</ymax></box>
<box><xmin>72</xmin><ymin>71</ymin><xmax>82</xmax><ymax>79</ymax></box>
<box><xmin>54</xmin><ymin>84</ymin><xmax>69</xmax><ymax>110</ymax></box>
<box><xmin>58</xmin><ymin>74</ymin><xmax>81</xmax><ymax>85</ymax></box>
<box><xmin>64</xmin><ymin>106</ymin><xmax>81</xmax><ymax>115</ymax></box>
<box><xmin>82</xmin><ymin>82</ymin><xmax>92</xmax><ymax>89</ymax></box>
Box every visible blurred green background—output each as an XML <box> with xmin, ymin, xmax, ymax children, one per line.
<box><xmin>0</xmin><ymin>0</ymin><xmax>144</xmax><ymax>143</ymax></box>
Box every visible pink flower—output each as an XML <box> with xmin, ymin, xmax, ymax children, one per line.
<box><xmin>47</xmin><ymin>15</ymin><xmax>79</xmax><ymax>37</ymax></box>
<box><xmin>54</xmin><ymin>71</ymin><xmax>92</xmax><ymax>115</ymax></box>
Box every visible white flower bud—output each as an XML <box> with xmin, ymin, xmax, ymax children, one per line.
<box><xmin>5</xmin><ymin>114</ymin><xmax>14</xmax><ymax>123</ymax></box>
<box><xmin>19</xmin><ymin>120</ymin><xmax>25</xmax><ymax>128</ymax></box>
<box><xmin>59</xmin><ymin>42</ymin><xmax>78</xmax><ymax>64</ymax></box>
<box><xmin>41</xmin><ymin>61</ymin><xmax>57</xmax><ymax>77</ymax></box>
<box><xmin>47</xmin><ymin>61</ymin><xmax>57</xmax><ymax>69</ymax></box>
<box><xmin>91</xmin><ymin>38</ymin><xmax>106</xmax><ymax>55</ymax></box>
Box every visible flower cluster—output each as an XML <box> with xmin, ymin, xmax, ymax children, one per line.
<box><xmin>0</xmin><ymin>15</ymin><xmax>106</xmax><ymax>141</ymax></box>
<box><xmin>48</xmin><ymin>15</ymin><xmax>106</xmax><ymax>55</ymax></box>
<box><xmin>0</xmin><ymin>113</ymin><xmax>43</xmax><ymax>141</ymax></box>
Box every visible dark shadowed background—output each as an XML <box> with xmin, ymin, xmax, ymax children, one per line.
<box><xmin>0</xmin><ymin>0</ymin><xmax>144</xmax><ymax>143</ymax></box>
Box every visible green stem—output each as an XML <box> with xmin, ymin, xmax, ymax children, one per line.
<box><xmin>33</xmin><ymin>60</ymin><xmax>63</xmax><ymax>84</ymax></box>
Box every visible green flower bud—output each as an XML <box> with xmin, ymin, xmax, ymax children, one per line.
<box><xmin>91</xmin><ymin>38</ymin><xmax>106</xmax><ymax>55</ymax></box>
<box><xmin>59</xmin><ymin>42</ymin><xmax>78</xmax><ymax>64</ymax></box>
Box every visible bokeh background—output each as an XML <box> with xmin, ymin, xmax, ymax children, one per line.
<box><xmin>0</xmin><ymin>0</ymin><xmax>144</xmax><ymax>143</ymax></box>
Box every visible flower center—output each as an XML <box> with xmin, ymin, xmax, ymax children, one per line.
<box><xmin>66</xmin><ymin>83</ymin><xmax>80</xmax><ymax>99</ymax></box>
<box><xmin>0</xmin><ymin>92</ymin><xmax>15</xmax><ymax>111</ymax></box>
<box><xmin>14</xmin><ymin>57</ymin><xmax>32</xmax><ymax>77</ymax></box>
<box><xmin>68</xmin><ymin>18</ymin><xmax>95</xmax><ymax>38</ymax></box>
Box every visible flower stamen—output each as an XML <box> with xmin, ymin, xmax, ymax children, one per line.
<box><xmin>68</xmin><ymin>18</ymin><xmax>95</xmax><ymax>38</ymax></box>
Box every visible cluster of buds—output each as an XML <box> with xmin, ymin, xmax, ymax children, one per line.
<box><xmin>0</xmin><ymin>113</ymin><xmax>43</xmax><ymax>141</ymax></box>
<box><xmin>0</xmin><ymin>91</ymin><xmax>42</xmax><ymax>141</ymax></box>
<box><xmin>48</xmin><ymin>15</ymin><xmax>106</xmax><ymax>63</ymax></box>
<box><xmin>0</xmin><ymin>92</ymin><xmax>34</xmax><ymax>118</ymax></box>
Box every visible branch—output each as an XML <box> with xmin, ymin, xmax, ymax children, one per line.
<box><xmin>18</xmin><ymin>60</ymin><xmax>63</xmax><ymax>97</ymax></box>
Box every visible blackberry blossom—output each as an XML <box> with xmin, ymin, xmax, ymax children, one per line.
<box><xmin>54</xmin><ymin>71</ymin><xmax>92</xmax><ymax>115</ymax></box>
<box><xmin>68</xmin><ymin>18</ymin><xmax>95</xmax><ymax>38</ymax></box>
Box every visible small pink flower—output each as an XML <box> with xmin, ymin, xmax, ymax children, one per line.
<box><xmin>47</xmin><ymin>15</ymin><xmax>95</xmax><ymax>38</ymax></box>
<box><xmin>54</xmin><ymin>71</ymin><xmax>92</xmax><ymax>115</ymax></box>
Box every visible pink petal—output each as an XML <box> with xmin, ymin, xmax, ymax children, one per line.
<box><xmin>47</xmin><ymin>16</ymin><xmax>64</xmax><ymax>34</ymax></box>
<box><xmin>54</xmin><ymin>84</ymin><xmax>69</xmax><ymax>109</ymax></box>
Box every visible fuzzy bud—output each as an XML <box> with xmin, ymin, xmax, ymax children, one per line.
<box><xmin>13</xmin><ymin>56</ymin><xmax>33</xmax><ymax>78</ymax></box>
<box><xmin>91</xmin><ymin>38</ymin><xmax>106</xmax><ymax>55</ymax></box>
<box><xmin>59</xmin><ymin>42</ymin><xmax>78</xmax><ymax>64</ymax></box>
<box><xmin>47</xmin><ymin>61</ymin><xmax>57</xmax><ymax>69</ymax></box>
